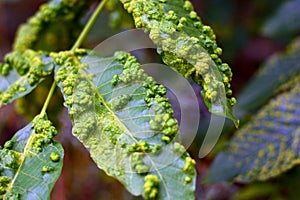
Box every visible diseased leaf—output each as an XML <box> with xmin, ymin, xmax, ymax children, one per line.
<box><xmin>0</xmin><ymin>114</ymin><xmax>63</xmax><ymax>199</ymax></box>
<box><xmin>235</xmin><ymin>37</ymin><xmax>300</xmax><ymax>118</ymax></box>
<box><xmin>205</xmin><ymin>79</ymin><xmax>300</xmax><ymax>183</ymax></box>
<box><xmin>54</xmin><ymin>49</ymin><xmax>196</xmax><ymax>200</ymax></box>
<box><xmin>119</xmin><ymin>0</ymin><xmax>238</xmax><ymax>126</ymax></box>
<box><xmin>0</xmin><ymin>50</ymin><xmax>54</xmax><ymax>106</ymax></box>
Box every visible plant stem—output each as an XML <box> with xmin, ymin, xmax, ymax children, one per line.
<box><xmin>40</xmin><ymin>81</ymin><xmax>56</xmax><ymax>115</ymax></box>
<box><xmin>40</xmin><ymin>0</ymin><xmax>109</xmax><ymax>115</ymax></box>
<box><xmin>71</xmin><ymin>0</ymin><xmax>109</xmax><ymax>51</ymax></box>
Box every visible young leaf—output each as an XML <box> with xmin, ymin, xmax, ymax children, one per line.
<box><xmin>0</xmin><ymin>114</ymin><xmax>63</xmax><ymax>199</ymax></box>
<box><xmin>0</xmin><ymin>50</ymin><xmax>53</xmax><ymax>107</ymax></box>
<box><xmin>205</xmin><ymin>77</ymin><xmax>300</xmax><ymax>183</ymax></box>
<box><xmin>235</xmin><ymin>36</ymin><xmax>300</xmax><ymax>118</ymax></box>
<box><xmin>119</xmin><ymin>0</ymin><xmax>238</xmax><ymax>126</ymax></box>
<box><xmin>54</xmin><ymin>50</ymin><xmax>196</xmax><ymax>199</ymax></box>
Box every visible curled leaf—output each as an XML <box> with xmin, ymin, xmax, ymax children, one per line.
<box><xmin>120</xmin><ymin>0</ymin><xmax>238</xmax><ymax>126</ymax></box>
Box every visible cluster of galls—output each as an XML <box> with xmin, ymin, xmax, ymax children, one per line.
<box><xmin>54</xmin><ymin>49</ymin><xmax>97</xmax><ymax>141</ymax></box>
<box><xmin>31</xmin><ymin>114</ymin><xmax>58</xmax><ymax>152</ymax></box>
<box><xmin>68</xmin><ymin>78</ymin><xmax>96</xmax><ymax>141</ymax></box>
<box><xmin>143</xmin><ymin>174</ymin><xmax>160</xmax><ymax>199</ymax></box>
<box><xmin>131</xmin><ymin>152</ymin><xmax>150</xmax><ymax>175</ymax></box>
<box><xmin>53</xmin><ymin>49</ymin><xmax>87</xmax><ymax>96</ymax></box>
<box><xmin>115</xmin><ymin>51</ymin><xmax>179</xmax><ymax>145</ymax></box>
<box><xmin>128</xmin><ymin>140</ymin><xmax>161</xmax><ymax>154</ymax></box>
<box><xmin>145</xmin><ymin>84</ymin><xmax>178</xmax><ymax>144</ymax></box>
<box><xmin>115</xmin><ymin>51</ymin><xmax>149</xmax><ymax>84</ymax></box>
<box><xmin>110</xmin><ymin>94</ymin><xmax>131</xmax><ymax>111</ymax></box>
<box><xmin>120</xmin><ymin>0</ymin><xmax>236</xmax><ymax>108</ymax></box>
<box><xmin>0</xmin><ymin>141</ymin><xmax>21</xmax><ymax>198</ymax></box>
<box><xmin>182</xmin><ymin>157</ymin><xmax>196</xmax><ymax>184</ymax></box>
<box><xmin>0</xmin><ymin>50</ymin><xmax>53</xmax><ymax>106</ymax></box>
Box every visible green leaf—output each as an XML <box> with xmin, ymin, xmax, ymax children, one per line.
<box><xmin>235</xmin><ymin>37</ymin><xmax>300</xmax><ymax>118</ymax></box>
<box><xmin>119</xmin><ymin>0</ymin><xmax>238</xmax><ymax>126</ymax></box>
<box><xmin>0</xmin><ymin>114</ymin><xmax>63</xmax><ymax>199</ymax></box>
<box><xmin>54</xmin><ymin>50</ymin><xmax>196</xmax><ymax>200</ymax></box>
<box><xmin>13</xmin><ymin>0</ymin><xmax>95</xmax><ymax>52</ymax></box>
<box><xmin>205</xmin><ymin>78</ymin><xmax>300</xmax><ymax>183</ymax></box>
<box><xmin>262</xmin><ymin>0</ymin><xmax>300</xmax><ymax>42</ymax></box>
<box><xmin>0</xmin><ymin>50</ymin><xmax>54</xmax><ymax>107</ymax></box>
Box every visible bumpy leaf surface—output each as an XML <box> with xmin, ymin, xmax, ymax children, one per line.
<box><xmin>120</xmin><ymin>0</ymin><xmax>238</xmax><ymax>126</ymax></box>
<box><xmin>205</xmin><ymin>79</ymin><xmax>300</xmax><ymax>183</ymax></box>
<box><xmin>0</xmin><ymin>114</ymin><xmax>63</xmax><ymax>199</ymax></box>
<box><xmin>0</xmin><ymin>50</ymin><xmax>53</xmax><ymax>107</ymax></box>
<box><xmin>54</xmin><ymin>50</ymin><xmax>196</xmax><ymax>200</ymax></box>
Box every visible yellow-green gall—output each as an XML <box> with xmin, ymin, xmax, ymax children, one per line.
<box><xmin>162</xmin><ymin>136</ymin><xmax>171</xmax><ymax>143</ymax></box>
<box><xmin>50</xmin><ymin>152</ymin><xmax>60</xmax><ymax>162</ymax></box>
<box><xmin>183</xmin><ymin>157</ymin><xmax>196</xmax><ymax>175</ymax></box>
<box><xmin>214</xmin><ymin>47</ymin><xmax>222</xmax><ymax>56</ymax></box>
<box><xmin>135</xmin><ymin>164</ymin><xmax>150</xmax><ymax>174</ymax></box>
<box><xmin>111</xmin><ymin>74</ymin><xmax>119</xmax><ymax>86</ymax></box>
<box><xmin>0</xmin><ymin>149</ymin><xmax>20</xmax><ymax>169</ymax></box>
<box><xmin>185</xmin><ymin>176</ymin><xmax>192</xmax><ymax>183</ymax></box>
<box><xmin>173</xmin><ymin>142</ymin><xmax>186</xmax><ymax>155</ymax></box>
<box><xmin>42</xmin><ymin>165</ymin><xmax>54</xmax><ymax>174</ymax></box>
<box><xmin>110</xmin><ymin>94</ymin><xmax>131</xmax><ymax>111</ymax></box>
<box><xmin>144</xmin><ymin>175</ymin><xmax>159</xmax><ymax>200</ymax></box>
<box><xmin>4</xmin><ymin>140</ymin><xmax>14</xmax><ymax>149</ymax></box>
<box><xmin>0</xmin><ymin>176</ymin><xmax>11</xmax><ymax>196</ymax></box>
<box><xmin>229</xmin><ymin>97</ymin><xmax>237</xmax><ymax>106</ymax></box>
<box><xmin>183</xmin><ymin>1</ymin><xmax>193</xmax><ymax>11</ymax></box>
<box><xmin>189</xmin><ymin>11</ymin><xmax>198</xmax><ymax>20</ymax></box>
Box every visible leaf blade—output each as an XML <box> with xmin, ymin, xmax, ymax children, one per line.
<box><xmin>235</xmin><ymin>37</ymin><xmax>300</xmax><ymax>118</ymax></box>
<box><xmin>205</xmin><ymin>79</ymin><xmax>300</xmax><ymax>183</ymax></box>
<box><xmin>120</xmin><ymin>0</ymin><xmax>238</xmax><ymax>126</ymax></box>
<box><xmin>54</xmin><ymin>50</ymin><xmax>196</xmax><ymax>199</ymax></box>
<box><xmin>0</xmin><ymin>114</ymin><xmax>63</xmax><ymax>199</ymax></box>
<box><xmin>0</xmin><ymin>50</ymin><xmax>54</xmax><ymax>107</ymax></box>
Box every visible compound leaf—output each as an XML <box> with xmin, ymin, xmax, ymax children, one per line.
<box><xmin>0</xmin><ymin>50</ymin><xmax>54</xmax><ymax>107</ymax></box>
<box><xmin>120</xmin><ymin>0</ymin><xmax>238</xmax><ymax>126</ymax></box>
<box><xmin>205</xmin><ymin>77</ymin><xmax>300</xmax><ymax>183</ymax></box>
<box><xmin>54</xmin><ymin>50</ymin><xmax>196</xmax><ymax>200</ymax></box>
<box><xmin>0</xmin><ymin>114</ymin><xmax>63</xmax><ymax>199</ymax></box>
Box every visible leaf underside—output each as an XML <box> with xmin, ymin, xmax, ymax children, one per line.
<box><xmin>54</xmin><ymin>50</ymin><xmax>196</xmax><ymax>200</ymax></box>
<box><xmin>0</xmin><ymin>114</ymin><xmax>63</xmax><ymax>199</ymax></box>
<box><xmin>205</xmin><ymin>80</ymin><xmax>300</xmax><ymax>183</ymax></box>
<box><xmin>120</xmin><ymin>0</ymin><xmax>238</xmax><ymax>126</ymax></box>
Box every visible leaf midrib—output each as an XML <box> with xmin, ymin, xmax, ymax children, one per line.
<box><xmin>83</xmin><ymin>63</ymin><xmax>172</xmax><ymax>198</ymax></box>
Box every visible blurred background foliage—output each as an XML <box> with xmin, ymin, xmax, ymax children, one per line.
<box><xmin>0</xmin><ymin>0</ymin><xmax>300</xmax><ymax>199</ymax></box>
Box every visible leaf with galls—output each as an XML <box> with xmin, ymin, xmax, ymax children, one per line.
<box><xmin>54</xmin><ymin>50</ymin><xmax>196</xmax><ymax>200</ymax></box>
<box><xmin>0</xmin><ymin>114</ymin><xmax>63</xmax><ymax>199</ymax></box>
